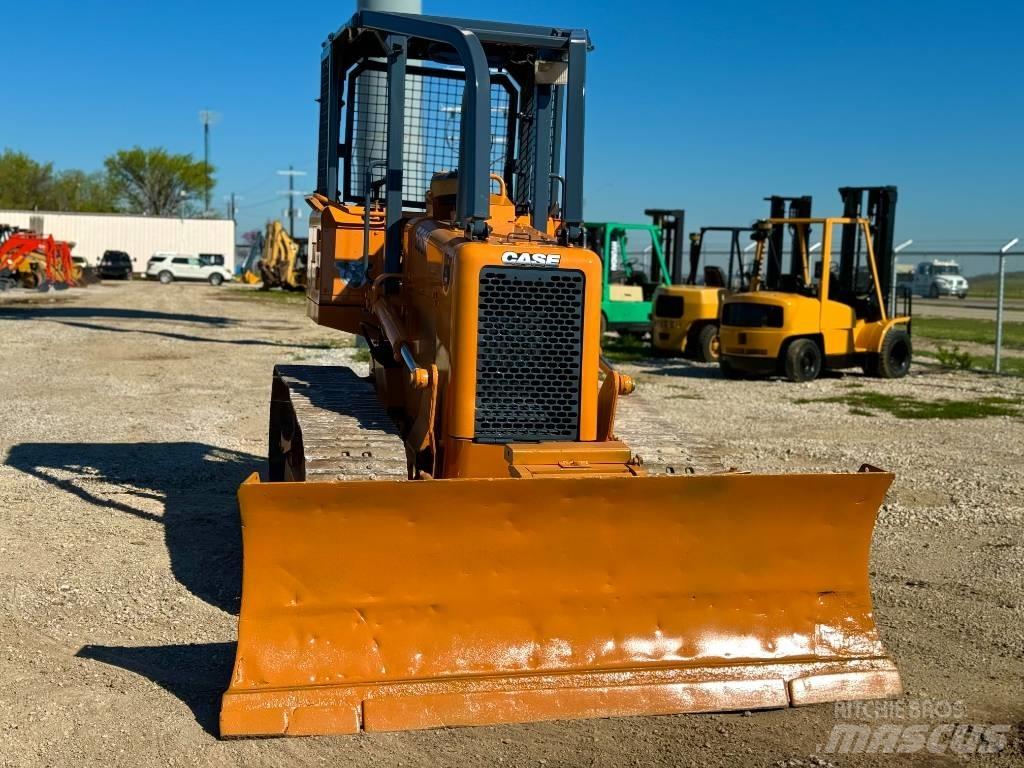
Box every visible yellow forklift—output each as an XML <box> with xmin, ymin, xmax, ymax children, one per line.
<box><xmin>719</xmin><ymin>186</ymin><xmax>911</xmax><ymax>382</ymax></box>
<box><xmin>651</xmin><ymin>226</ymin><xmax>751</xmax><ymax>361</ymax></box>
<box><xmin>651</xmin><ymin>196</ymin><xmax>811</xmax><ymax>362</ymax></box>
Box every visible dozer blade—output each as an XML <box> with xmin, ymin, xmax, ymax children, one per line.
<box><xmin>221</xmin><ymin>469</ymin><xmax>901</xmax><ymax>737</ymax></box>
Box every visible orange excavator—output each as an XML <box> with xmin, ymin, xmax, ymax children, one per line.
<box><xmin>0</xmin><ymin>227</ymin><xmax>77</xmax><ymax>290</ymax></box>
<box><xmin>219</xmin><ymin>11</ymin><xmax>901</xmax><ymax>738</ymax></box>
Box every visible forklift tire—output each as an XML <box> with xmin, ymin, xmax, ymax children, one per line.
<box><xmin>784</xmin><ymin>339</ymin><xmax>822</xmax><ymax>383</ymax></box>
<box><xmin>875</xmin><ymin>329</ymin><xmax>912</xmax><ymax>379</ymax></box>
<box><xmin>696</xmin><ymin>325</ymin><xmax>720</xmax><ymax>363</ymax></box>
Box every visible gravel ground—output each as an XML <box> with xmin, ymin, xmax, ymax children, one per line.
<box><xmin>1</xmin><ymin>281</ymin><xmax>1021</xmax><ymax>767</ymax></box>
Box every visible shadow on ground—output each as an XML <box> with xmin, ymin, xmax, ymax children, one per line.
<box><xmin>76</xmin><ymin>642</ymin><xmax>235</xmax><ymax>737</ymax></box>
<box><xmin>6</xmin><ymin>442</ymin><xmax>261</xmax><ymax>736</ymax></box>
<box><xmin>5</xmin><ymin>441</ymin><xmax>259</xmax><ymax>614</ymax></box>
<box><xmin>630</xmin><ymin>359</ymin><xmax>725</xmax><ymax>380</ymax></box>
<box><xmin>50</xmin><ymin>318</ymin><xmax>330</xmax><ymax>349</ymax></box>
<box><xmin>0</xmin><ymin>305</ymin><xmax>234</xmax><ymax>325</ymax></box>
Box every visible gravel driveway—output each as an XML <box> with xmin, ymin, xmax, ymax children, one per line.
<box><xmin>1</xmin><ymin>282</ymin><xmax>1020</xmax><ymax>767</ymax></box>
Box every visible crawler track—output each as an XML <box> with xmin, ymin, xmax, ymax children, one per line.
<box><xmin>269</xmin><ymin>364</ymin><xmax>408</xmax><ymax>481</ymax></box>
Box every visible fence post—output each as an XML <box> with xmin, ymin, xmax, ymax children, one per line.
<box><xmin>995</xmin><ymin>237</ymin><xmax>1020</xmax><ymax>374</ymax></box>
<box><xmin>891</xmin><ymin>240</ymin><xmax>913</xmax><ymax>317</ymax></box>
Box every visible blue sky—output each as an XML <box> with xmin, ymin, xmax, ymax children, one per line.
<box><xmin>3</xmin><ymin>0</ymin><xmax>1021</xmax><ymax>257</ymax></box>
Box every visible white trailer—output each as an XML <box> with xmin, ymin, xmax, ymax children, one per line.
<box><xmin>0</xmin><ymin>209</ymin><xmax>236</xmax><ymax>274</ymax></box>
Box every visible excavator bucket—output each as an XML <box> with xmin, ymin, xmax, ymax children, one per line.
<box><xmin>220</xmin><ymin>468</ymin><xmax>901</xmax><ymax>737</ymax></box>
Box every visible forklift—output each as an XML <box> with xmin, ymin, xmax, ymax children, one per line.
<box><xmin>584</xmin><ymin>209</ymin><xmax>684</xmax><ymax>335</ymax></box>
<box><xmin>650</xmin><ymin>226</ymin><xmax>755</xmax><ymax>361</ymax></box>
<box><xmin>651</xmin><ymin>196</ymin><xmax>811</xmax><ymax>362</ymax></box>
<box><xmin>718</xmin><ymin>186</ymin><xmax>911</xmax><ymax>382</ymax></box>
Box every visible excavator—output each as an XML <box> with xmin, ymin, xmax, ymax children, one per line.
<box><xmin>0</xmin><ymin>227</ymin><xmax>77</xmax><ymax>291</ymax></box>
<box><xmin>220</xmin><ymin>11</ymin><xmax>902</xmax><ymax>738</ymax></box>
<box><xmin>235</xmin><ymin>221</ymin><xmax>306</xmax><ymax>289</ymax></box>
<box><xmin>259</xmin><ymin>220</ymin><xmax>306</xmax><ymax>290</ymax></box>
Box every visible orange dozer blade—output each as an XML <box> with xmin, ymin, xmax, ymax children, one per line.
<box><xmin>221</xmin><ymin>470</ymin><xmax>901</xmax><ymax>737</ymax></box>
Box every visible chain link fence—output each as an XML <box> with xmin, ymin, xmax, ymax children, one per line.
<box><xmin>626</xmin><ymin>237</ymin><xmax>1023</xmax><ymax>376</ymax></box>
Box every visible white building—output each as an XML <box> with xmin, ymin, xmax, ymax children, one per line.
<box><xmin>0</xmin><ymin>209</ymin><xmax>236</xmax><ymax>273</ymax></box>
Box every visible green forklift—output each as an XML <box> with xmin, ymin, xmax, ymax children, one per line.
<box><xmin>584</xmin><ymin>209</ymin><xmax>685</xmax><ymax>335</ymax></box>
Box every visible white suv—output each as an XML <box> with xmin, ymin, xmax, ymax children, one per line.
<box><xmin>147</xmin><ymin>254</ymin><xmax>233</xmax><ymax>286</ymax></box>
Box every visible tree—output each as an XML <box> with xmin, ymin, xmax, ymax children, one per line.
<box><xmin>104</xmin><ymin>147</ymin><xmax>213</xmax><ymax>216</ymax></box>
<box><xmin>51</xmin><ymin>169</ymin><xmax>118</xmax><ymax>212</ymax></box>
<box><xmin>0</xmin><ymin>149</ymin><xmax>119</xmax><ymax>212</ymax></box>
<box><xmin>0</xmin><ymin>150</ymin><xmax>55</xmax><ymax>209</ymax></box>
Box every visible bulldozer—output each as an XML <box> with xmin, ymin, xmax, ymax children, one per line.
<box><xmin>651</xmin><ymin>197</ymin><xmax>812</xmax><ymax>362</ymax></box>
<box><xmin>719</xmin><ymin>187</ymin><xmax>911</xmax><ymax>382</ymax></box>
<box><xmin>220</xmin><ymin>12</ymin><xmax>902</xmax><ymax>738</ymax></box>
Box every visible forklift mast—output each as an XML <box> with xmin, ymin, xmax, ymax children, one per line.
<box><xmin>838</xmin><ymin>186</ymin><xmax>898</xmax><ymax>314</ymax></box>
<box><xmin>645</xmin><ymin>208</ymin><xmax>685</xmax><ymax>285</ymax></box>
<box><xmin>687</xmin><ymin>226</ymin><xmax>755</xmax><ymax>289</ymax></box>
<box><xmin>764</xmin><ymin>195</ymin><xmax>813</xmax><ymax>290</ymax></box>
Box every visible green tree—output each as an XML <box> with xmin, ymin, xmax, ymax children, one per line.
<box><xmin>0</xmin><ymin>149</ymin><xmax>55</xmax><ymax>209</ymax></box>
<box><xmin>104</xmin><ymin>147</ymin><xmax>213</xmax><ymax>216</ymax></box>
<box><xmin>51</xmin><ymin>169</ymin><xmax>118</xmax><ymax>212</ymax></box>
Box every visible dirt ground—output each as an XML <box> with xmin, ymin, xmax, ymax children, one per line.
<box><xmin>1</xmin><ymin>281</ymin><xmax>1021</xmax><ymax>767</ymax></box>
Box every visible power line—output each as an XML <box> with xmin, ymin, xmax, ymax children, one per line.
<box><xmin>236</xmin><ymin>174</ymin><xmax>278</xmax><ymax>197</ymax></box>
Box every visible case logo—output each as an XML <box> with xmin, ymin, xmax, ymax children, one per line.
<box><xmin>500</xmin><ymin>251</ymin><xmax>561</xmax><ymax>266</ymax></box>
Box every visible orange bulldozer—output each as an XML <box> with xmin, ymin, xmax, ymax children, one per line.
<box><xmin>219</xmin><ymin>11</ymin><xmax>901</xmax><ymax>738</ymax></box>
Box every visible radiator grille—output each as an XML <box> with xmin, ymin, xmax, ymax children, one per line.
<box><xmin>475</xmin><ymin>267</ymin><xmax>585</xmax><ymax>442</ymax></box>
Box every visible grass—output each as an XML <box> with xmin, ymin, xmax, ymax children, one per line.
<box><xmin>916</xmin><ymin>349</ymin><xmax>1024</xmax><ymax>377</ymax></box>
<box><xmin>308</xmin><ymin>337</ymin><xmax>353</xmax><ymax>350</ymax></box>
<box><xmin>221</xmin><ymin>287</ymin><xmax>305</xmax><ymax>304</ymax></box>
<box><xmin>912</xmin><ymin>316</ymin><xmax>1024</xmax><ymax>350</ymax></box>
<box><xmin>967</xmin><ymin>271</ymin><xmax>1024</xmax><ymax>299</ymax></box>
<box><xmin>601</xmin><ymin>334</ymin><xmax>652</xmax><ymax>363</ymax></box>
<box><xmin>352</xmin><ymin>347</ymin><xmax>372</xmax><ymax>363</ymax></box>
<box><xmin>795</xmin><ymin>391</ymin><xmax>1022</xmax><ymax>420</ymax></box>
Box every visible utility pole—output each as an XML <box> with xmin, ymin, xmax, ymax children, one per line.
<box><xmin>225</xmin><ymin>193</ymin><xmax>241</xmax><ymax>222</ymax></box>
<box><xmin>277</xmin><ymin>166</ymin><xmax>308</xmax><ymax>238</ymax></box>
<box><xmin>199</xmin><ymin>110</ymin><xmax>220</xmax><ymax>215</ymax></box>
